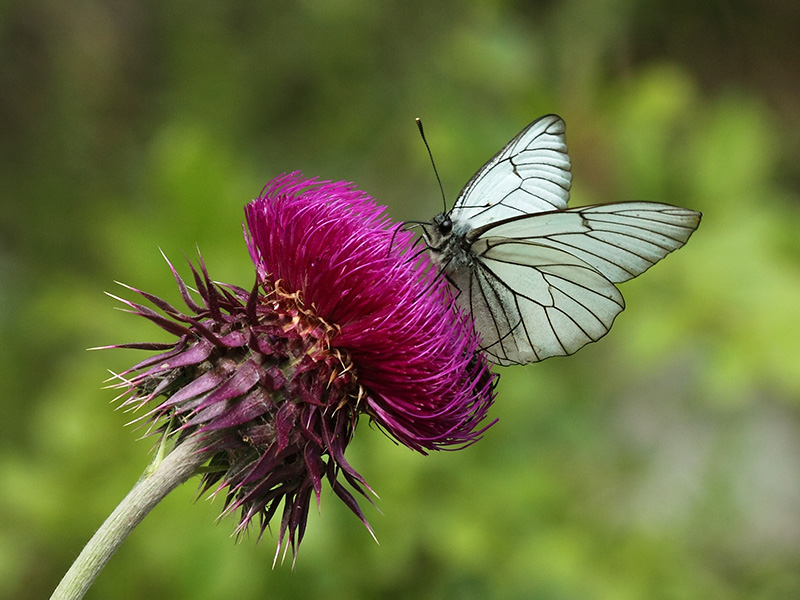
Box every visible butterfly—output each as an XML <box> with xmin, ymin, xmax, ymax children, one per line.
<box><xmin>421</xmin><ymin>114</ymin><xmax>701</xmax><ymax>366</ymax></box>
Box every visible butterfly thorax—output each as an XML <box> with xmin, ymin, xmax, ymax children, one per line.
<box><xmin>425</xmin><ymin>213</ymin><xmax>474</xmax><ymax>271</ymax></box>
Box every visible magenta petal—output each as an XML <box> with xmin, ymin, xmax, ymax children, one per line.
<box><xmin>245</xmin><ymin>172</ymin><xmax>496</xmax><ymax>452</ymax></box>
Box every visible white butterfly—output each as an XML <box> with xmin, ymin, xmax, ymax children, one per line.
<box><xmin>422</xmin><ymin>114</ymin><xmax>701</xmax><ymax>366</ymax></box>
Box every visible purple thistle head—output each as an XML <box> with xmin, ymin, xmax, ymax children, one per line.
<box><xmin>111</xmin><ymin>171</ymin><xmax>496</xmax><ymax>560</ymax></box>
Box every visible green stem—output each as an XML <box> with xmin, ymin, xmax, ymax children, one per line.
<box><xmin>50</xmin><ymin>434</ymin><xmax>214</xmax><ymax>600</ymax></box>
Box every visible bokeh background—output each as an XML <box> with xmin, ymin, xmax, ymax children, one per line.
<box><xmin>3</xmin><ymin>1</ymin><xmax>800</xmax><ymax>599</ymax></box>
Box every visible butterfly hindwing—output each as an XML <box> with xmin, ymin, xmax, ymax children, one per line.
<box><xmin>466</xmin><ymin>239</ymin><xmax>625</xmax><ymax>365</ymax></box>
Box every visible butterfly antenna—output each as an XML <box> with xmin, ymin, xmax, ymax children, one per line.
<box><xmin>416</xmin><ymin>117</ymin><xmax>447</xmax><ymax>213</ymax></box>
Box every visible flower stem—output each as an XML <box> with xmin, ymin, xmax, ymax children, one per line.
<box><xmin>50</xmin><ymin>434</ymin><xmax>213</xmax><ymax>600</ymax></box>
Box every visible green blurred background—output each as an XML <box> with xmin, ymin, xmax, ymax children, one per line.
<box><xmin>2</xmin><ymin>1</ymin><xmax>800</xmax><ymax>598</ymax></box>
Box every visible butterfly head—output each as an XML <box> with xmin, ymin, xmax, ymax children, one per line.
<box><xmin>423</xmin><ymin>213</ymin><xmax>474</xmax><ymax>271</ymax></box>
<box><xmin>433</xmin><ymin>212</ymin><xmax>452</xmax><ymax>234</ymax></box>
<box><xmin>422</xmin><ymin>213</ymin><xmax>454</xmax><ymax>248</ymax></box>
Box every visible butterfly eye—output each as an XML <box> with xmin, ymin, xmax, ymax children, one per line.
<box><xmin>437</xmin><ymin>218</ymin><xmax>453</xmax><ymax>235</ymax></box>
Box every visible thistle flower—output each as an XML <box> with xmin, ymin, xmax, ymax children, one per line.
<box><xmin>110</xmin><ymin>172</ymin><xmax>496</xmax><ymax>560</ymax></box>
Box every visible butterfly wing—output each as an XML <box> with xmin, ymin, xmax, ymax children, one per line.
<box><xmin>476</xmin><ymin>202</ymin><xmax>702</xmax><ymax>283</ymax></box>
<box><xmin>460</xmin><ymin>202</ymin><xmax>701</xmax><ymax>364</ymax></box>
<box><xmin>450</xmin><ymin>115</ymin><xmax>572</xmax><ymax>229</ymax></box>
<box><xmin>455</xmin><ymin>243</ymin><xmax>624</xmax><ymax>365</ymax></box>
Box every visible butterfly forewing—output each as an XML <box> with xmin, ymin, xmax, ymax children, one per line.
<box><xmin>451</xmin><ymin>115</ymin><xmax>573</xmax><ymax>229</ymax></box>
<box><xmin>475</xmin><ymin>202</ymin><xmax>701</xmax><ymax>284</ymax></box>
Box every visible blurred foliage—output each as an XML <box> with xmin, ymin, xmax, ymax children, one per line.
<box><xmin>2</xmin><ymin>1</ymin><xmax>800</xmax><ymax>599</ymax></box>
